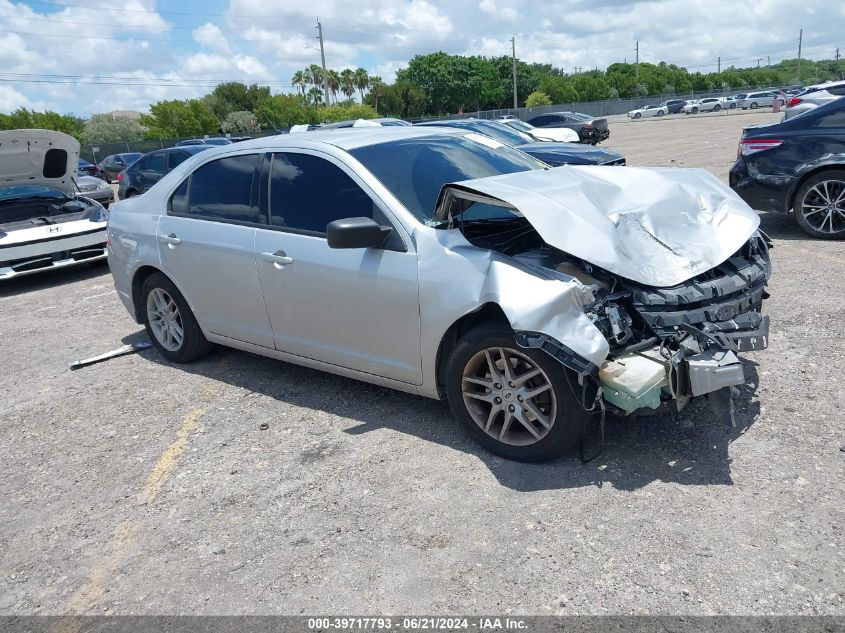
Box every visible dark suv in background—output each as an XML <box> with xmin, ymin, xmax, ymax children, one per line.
<box><xmin>117</xmin><ymin>146</ymin><xmax>211</xmax><ymax>199</ymax></box>
<box><xmin>527</xmin><ymin>112</ymin><xmax>610</xmax><ymax>144</ymax></box>
<box><xmin>98</xmin><ymin>153</ymin><xmax>142</xmax><ymax>183</ymax></box>
<box><xmin>660</xmin><ymin>99</ymin><xmax>686</xmax><ymax>114</ymax></box>
<box><xmin>729</xmin><ymin>96</ymin><xmax>845</xmax><ymax>239</ymax></box>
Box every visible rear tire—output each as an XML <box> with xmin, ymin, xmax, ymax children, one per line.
<box><xmin>445</xmin><ymin>326</ymin><xmax>589</xmax><ymax>462</ymax></box>
<box><xmin>141</xmin><ymin>272</ymin><xmax>213</xmax><ymax>362</ymax></box>
<box><xmin>793</xmin><ymin>170</ymin><xmax>845</xmax><ymax>240</ymax></box>
<box><xmin>713</xmin><ymin>104</ymin><xmax>721</xmax><ymax>112</ymax></box>
<box><xmin>750</xmin><ymin>102</ymin><xmax>758</xmax><ymax>109</ymax></box>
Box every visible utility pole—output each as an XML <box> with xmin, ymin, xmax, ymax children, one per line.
<box><xmin>797</xmin><ymin>28</ymin><xmax>803</xmax><ymax>84</ymax></box>
<box><xmin>316</xmin><ymin>19</ymin><xmax>330</xmax><ymax>108</ymax></box>
<box><xmin>755</xmin><ymin>57</ymin><xmax>763</xmax><ymax>69</ymax></box>
<box><xmin>767</xmin><ymin>55</ymin><xmax>770</xmax><ymax>67</ymax></box>
<box><xmin>717</xmin><ymin>56</ymin><xmax>720</xmax><ymax>73</ymax></box>
<box><xmin>635</xmin><ymin>40</ymin><xmax>639</xmax><ymax>79</ymax></box>
<box><xmin>511</xmin><ymin>36</ymin><xmax>518</xmax><ymax>110</ymax></box>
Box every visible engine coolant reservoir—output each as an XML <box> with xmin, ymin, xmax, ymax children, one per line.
<box><xmin>599</xmin><ymin>352</ymin><xmax>669</xmax><ymax>413</ymax></box>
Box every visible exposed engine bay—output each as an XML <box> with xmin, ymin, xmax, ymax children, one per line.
<box><xmin>0</xmin><ymin>193</ymin><xmax>105</xmax><ymax>232</ymax></box>
<box><xmin>447</xmin><ymin>197</ymin><xmax>771</xmax><ymax>418</ymax></box>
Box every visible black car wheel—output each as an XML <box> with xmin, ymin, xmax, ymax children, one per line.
<box><xmin>445</xmin><ymin>325</ymin><xmax>589</xmax><ymax>462</ymax></box>
<box><xmin>141</xmin><ymin>273</ymin><xmax>214</xmax><ymax>362</ymax></box>
<box><xmin>713</xmin><ymin>104</ymin><xmax>721</xmax><ymax>112</ymax></box>
<box><xmin>634</xmin><ymin>112</ymin><xmax>641</xmax><ymax>119</ymax></box>
<box><xmin>794</xmin><ymin>170</ymin><xmax>845</xmax><ymax>239</ymax></box>
<box><xmin>750</xmin><ymin>102</ymin><xmax>758</xmax><ymax>109</ymax></box>
<box><xmin>692</xmin><ymin>107</ymin><xmax>699</xmax><ymax>114</ymax></box>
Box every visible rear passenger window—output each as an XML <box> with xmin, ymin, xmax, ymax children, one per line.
<box><xmin>169</xmin><ymin>154</ymin><xmax>260</xmax><ymax>223</ymax></box>
<box><xmin>268</xmin><ymin>153</ymin><xmax>377</xmax><ymax>234</ymax></box>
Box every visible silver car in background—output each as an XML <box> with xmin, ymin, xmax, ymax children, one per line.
<box><xmin>107</xmin><ymin>128</ymin><xmax>771</xmax><ymax>462</ymax></box>
<box><xmin>783</xmin><ymin>80</ymin><xmax>845</xmax><ymax>119</ymax></box>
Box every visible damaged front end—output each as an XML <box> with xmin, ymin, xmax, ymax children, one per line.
<box><xmin>435</xmin><ymin>165</ymin><xmax>772</xmax><ymax>421</ymax></box>
<box><xmin>512</xmin><ymin>231</ymin><xmax>770</xmax><ymax>420</ymax></box>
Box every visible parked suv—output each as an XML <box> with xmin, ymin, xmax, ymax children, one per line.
<box><xmin>117</xmin><ymin>146</ymin><xmax>211</xmax><ymax>200</ymax></box>
<box><xmin>682</xmin><ymin>98</ymin><xmax>722</xmax><ymax>114</ymax></box>
<box><xmin>740</xmin><ymin>91</ymin><xmax>776</xmax><ymax>110</ymax></box>
<box><xmin>659</xmin><ymin>99</ymin><xmax>686</xmax><ymax>114</ymax></box>
<box><xmin>108</xmin><ymin>128</ymin><xmax>770</xmax><ymax>462</ymax></box>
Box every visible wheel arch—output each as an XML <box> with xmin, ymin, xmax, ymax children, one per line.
<box><xmin>788</xmin><ymin>164</ymin><xmax>845</xmax><ymax>212</ymax></box>
<box><xmin>434</xmin><ymin>302</ymin><xmax>511</xmax><ymax>398</ymax></box>
<box><xmin>131</xmin><ymin>265</ymin><xmax>164</xmax><ymax>323</ymax></box>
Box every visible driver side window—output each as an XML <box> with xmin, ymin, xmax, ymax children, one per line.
<box><xmin>268</xmin><ymin>152</ymin><xmax>379</xmax><ymax>235</ymax></box>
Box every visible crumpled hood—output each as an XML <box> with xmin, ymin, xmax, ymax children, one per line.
<box><xmin>0</xmin><ymin>129</ymin><xmax>79</xmax><ymax>195</ymax></box>
<box><xmin>438</xmin><ymin>165</ymin><xmax>760</xmax><ymax>287</ymax></box>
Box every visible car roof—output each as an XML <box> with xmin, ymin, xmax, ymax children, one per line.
<box><xmin>227</xmin><ymin>126</ymin><xmax>465</xmax><ymax>152</ymax></box>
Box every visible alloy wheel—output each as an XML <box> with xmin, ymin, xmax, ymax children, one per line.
<box><xmin>800</xmin><ymin>179</ymin><xmax>845</xmax><ymax>235</ymax></box>
<box><xmin>146</xmin><ymin>287</ymin><xmax>184</xmax><ymax>351</ymax></box>
<box><xmin>461</xmin><ymin>346</ymin><xmax>557</xmax><ymax>446</ymax></box>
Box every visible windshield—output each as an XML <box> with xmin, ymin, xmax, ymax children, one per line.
<box><xmin>504</xmin><ymin>120</ymin><xmax>533</xmax><ymax>133</ymax></box>
<box><xmin>569</xmin><ymin>113</ymin><xmax>593</xmax><ymax>121</ymax></box>
<box><xmin>423</xmin><ymin>121</ymin><xmax>533</xmax><ymax>146</ymax></box>
<box><xmin>350</xmin><ymin>134</ymin><xmax>546</xmax><ymax>223</ymax></box>
<box><xmin>0</xmin><ymin>184</ymin><xmax>61</xmax><ymax>202</ymax></box>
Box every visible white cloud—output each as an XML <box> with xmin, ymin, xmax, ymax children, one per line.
<box><xmin>479</xmin><ymin>0</ymin><xmax>516</xmax><ymax>21</ymax></box>
<box><xmin>193</xmin><ymin>23</ymin><xmax>232</xmax><ymax>55</ymax></box>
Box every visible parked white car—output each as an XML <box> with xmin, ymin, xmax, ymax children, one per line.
<box><xmin>719</xmin><ymin>96</ymin><xmax>738</xmax><ymax>109</ymax></box>
<box><xmin>739</xmin><ymin>91</ymin><xmax>776</xmax><ymax>110</ymax></box>
<box><xmin>498</xmin><ymin>118</ymin><xmax>579</xmax><ymax>142</ymax></box>
<box><xmin>682</xmin><ymin>98</ymin><xmax>723</xmax><ymax>114</ymax></box>
<box><xmin>626</xmin><ymin>104</ymin><xmax>668</xmax><ymax>119</ymax></box>
<box><xmin>783</xmin><ymin>80</ymin><xmax>845</xmax><ymax>120</ymax></box>
<box><xmin>0</xmin><ymin>129</ymin><xmax>109</xmax><ymax>280</ymax></box>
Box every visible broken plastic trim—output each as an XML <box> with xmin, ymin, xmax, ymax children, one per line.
<box><xmin>514</xmin><ymin>331</ymin><xmax>599</xmax><ymax>376</ymax></box>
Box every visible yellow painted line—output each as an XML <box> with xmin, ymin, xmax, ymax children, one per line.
<box><xmin>138</xmin><ymin>407</ymin><xmax>205</xmax><ymax>505</ymax></box>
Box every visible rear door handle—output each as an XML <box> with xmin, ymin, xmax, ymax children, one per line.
<box><xmin>160</xmin><ymin>233</ymin><xmax>181</xmax><ymax>247</ymax></box>
<box><xmin>260</xmin><ymin>250</ymin><xmax>294</xmax><ymax>268</ymax></box>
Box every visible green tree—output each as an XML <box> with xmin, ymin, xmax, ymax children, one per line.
<box><xmin>205</xmin><ymin>82</ymin><xmax>270</xmax><ymax>120</ymax></box>
<box><xmin>340</xmin><ymin>69</ymin><xmax>356</xmax><ymax>100</ymax></box>
<box><xmin>524</xmin><ymin>91</ymin><xmax>552</xmax><ymax>107</ymax></box>
<box><xmin>0</xmin><ymin>108</ymin><xmax>84</xmax><ymax>138</ymax></box>
<box><xmin>81</xmin><ymin>113</ymin><xmax>144</xmax><ymax>144</ymax></box>
<box><xmin>368</xmin><ymin>81</ymin><xmax>426</xmax><ymax>118</ymax></box>
<box><xmin>140</xmin><ymin>99</ymin><xmax>218</xmax><ymax>138</ymax></box>
<box><xmin>221</xmin><ymin>110</ymin><xmax>259</xmax><ymax>135</ymax></box>
<box><xmin>354</xmin><ymin>68</ymin><xmax>369</xmax><ymax>102</ymax></box>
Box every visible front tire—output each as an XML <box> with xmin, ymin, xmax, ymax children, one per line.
<box><xmin>793</xmin><ymin>170</ymin><xmax>845</xmax><ymax>239</ymax></box>
<box><xmin>445</xmin><ymin>326</ymin><xmax>589</xmax><ymax>462</ymax></box>
<box><xmin>692</xmin><ymin>107</ymin><xmax>699</xmax><ymax>114</ymax></box>
<box><xmin>141</xmin><ymin>272</ymin><xmax>213</xmax><ymax>362</ymax></box>
<box><xmin>634</xmin><ymin>112</ymin><xmax>641</xmax><ymax>119</ymax></box>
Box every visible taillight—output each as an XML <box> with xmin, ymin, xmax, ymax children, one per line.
<box><xmin>117</xmin><ymin>173</ymin><xmax>122</xmax><ymax>181</ymax></box>
<box><xmin>786</xmin><ymin>97</ymin><xmax>802</xmax><ymax>108</ymax></box>
<box><xmin>582</xmin><ymin>123</ymin><xmax>593</xmax><ymax>129</ymax></box>
<box><xmin>738</xmin><ymin>138</ymin><xmax>783</xmax><ymax>157</ymax></box>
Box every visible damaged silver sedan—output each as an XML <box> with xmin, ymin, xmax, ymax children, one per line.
<box><xmin>107</xmin><ymin>127</ymin><xmax>770</xmax><ymax>462</ymax></box>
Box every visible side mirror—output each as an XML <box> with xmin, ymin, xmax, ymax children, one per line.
<box><xmin>327</xmin><ymin>217</ymin><xmax>391</xmax><ymax>250</ymax></box>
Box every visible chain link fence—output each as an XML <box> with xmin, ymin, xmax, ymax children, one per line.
<box><xmin>80</xmin><ymin>130</ymin><xmax>278</xmax><ymax>163</ymax></box>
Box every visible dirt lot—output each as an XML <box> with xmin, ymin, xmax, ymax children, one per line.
<box><xmin>1</xmin><ymin>112</ymin><xmax>843</xmax><ymax>616</ymax></box>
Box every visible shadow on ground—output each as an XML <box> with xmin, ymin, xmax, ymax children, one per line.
<box><xmin>121</xmin><ymin>329</ymin><xmax>762</xmax><ymax>493</ymax></box>
<box><xmin>757</xmin><ymin>210</ymin><xmax>811</xmax><ymax>241</ymax></box>
<box><xmin>0</xmin><ymin>261</ymin><xmax>109</xmax><ymax>298</ymax></box>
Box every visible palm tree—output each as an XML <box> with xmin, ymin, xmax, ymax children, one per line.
<box><xmin>291</xmin><ymin>70</ymin><xmax>306</xmax><ymax>96</ymax></box>
<box><xmin>340</xmin><ymin>68</ymin><xmax>355</xmax><ymax>101</ymax></box>
<box><xmin>301</xmin><ymin>67</ymin><xmax>313</xmax><ymax>94</ymax></box>
<box><xmin>306</xmin><ymin>86</ymin><xmax>323</xmax><ymax>106</ymax></box>
<box><xmin>327</xmin><ymin>69</ymin><xmax>341</xmax><ymax>104</ymax></box>
<box><xmin>368</xmin><ymin>75</ymin><xmax>385</xmax><ymax>114</ymax></box>
<box><xmin>308</xmin><ymin>64</ymin><xmax>325</xmax><ymax>104</ymax></box>
<box><xmin>354</xmin><ymin>67</ymin><xmax>369</xmax><ymax>102</ymax></box>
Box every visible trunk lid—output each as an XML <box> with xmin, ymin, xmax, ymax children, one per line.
<box><xmin>436</xmin><ymin>165</ymin><xmax>760</xmax><ymax>288</ymax></box>
<box><xmin>0</xmin><ymin>129</ymin><xmax>80</xmax><ymax>196</ymax></box>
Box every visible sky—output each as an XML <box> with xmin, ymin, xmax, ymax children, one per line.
<box><xmin>0</xmin><ymin>0</ymin><xmax>842</xmax><ymax>116</ymax></box>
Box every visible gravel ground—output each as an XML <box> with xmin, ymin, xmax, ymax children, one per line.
<box><xmin>0</xmin><ymin>112</ymin><xmax>843</xmax><ymax>617</ymax></box>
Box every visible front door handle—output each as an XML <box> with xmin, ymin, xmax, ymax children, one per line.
<box><xmin>260</xmin><ymin>250</ymin><xmax>294</xmax><ymax>268</ymax></box>
<box><xmin>160</xmin><ymin>233</ymin><xmax>181</xmax><ymax>248</ymax></box>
